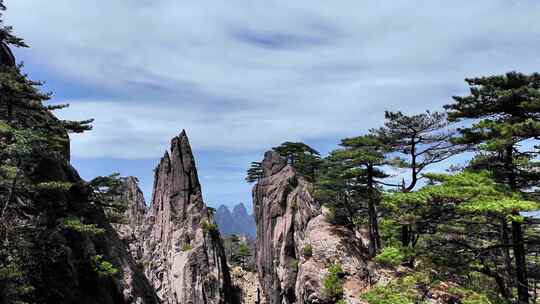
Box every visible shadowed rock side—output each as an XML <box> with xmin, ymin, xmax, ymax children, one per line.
<box><xmin>143</xmin><ymin>130</ymin><xmax>233</xmax><ymax>304</ymax></box>
<box><xmin>0</xmin><ymin>100</ymin><xmax>158</xmax><ymax>303</ymax></box>
<box><xmin>253</xmin><ymin>151</ymin><xmax>375</xmax><ymax>304</ymax></box>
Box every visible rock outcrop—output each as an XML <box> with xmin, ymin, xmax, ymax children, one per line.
<box><xmin>215</xmin><ymin>203</ymin><xmax>256</xmax><ymax>238</ymax></box>
<box><xmin>0</xmin><ymin>96</ymin><xmax>158</xmax><ymax>303</ymax></box>
<box><xmin>230</xmin><ymin>266</ymin><xmax>263</xmax><ymax>304</ymax></box>
<box><xmin>142</xmin><ymin>130</ymin><xmax>233</xmax><ymax>304</ymax></box>
<box><xmin>113</xmin><ymin>176</ymin><xmax>147</xmax><ymax>263</ymax></box>
<box><xmin>253</xmin><ymin>151</ymin><xmax>375</xmax><ymax>304</ymax></box>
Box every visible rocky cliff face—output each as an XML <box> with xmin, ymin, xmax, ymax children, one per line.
<box><xmin>142</xmin><ymin>130</ymin><xmax>233</xmax><ymax>304</ymax></box>
<box><xmin>113</xmin><ymin>176</ymin><xmax>147</xmax><ymax>263</ymax></box>
<box><xmin>0</xmin><ymin>101</ymin><xmax>158</xmax><ymax>303</ymax></box>
<box><xmin>253</xmin><ymin>151</ymin><xmax>375</xmax><ymax>304</ymax></box>
<box><xmin>215</xmin><ymin>203</ymin><xmax>256</xmax><ymax>238</ymax></box>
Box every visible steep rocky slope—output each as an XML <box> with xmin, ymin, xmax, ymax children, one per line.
<box><xmin>253</xmin><ymin>151</ymin><xmax>376</xmax><ymax>304</ymax></box>
<box><xmin>215</xmin><ymin>203</ymin><xmax>256</xmax><ymax>238</ymax></box>
<box><xmin>112</xmin><ymin>176</ymin><xmax>147</xmax><ymax>263</ymax></box>
<box><xmin>142</xmin><ymin>130</ymin><xmax>233</xmax><ymax>304</ymax></box>
<box><xmin>0</xmin><ymin>92</ymin><xmax>159</xmax><ymax>303</ymax></box>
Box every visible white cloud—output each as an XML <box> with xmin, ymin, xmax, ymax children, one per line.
<box><xmin>4</xmin><ymin>0</ymin><xmax>540</xmax><ymax>158</ymax></box>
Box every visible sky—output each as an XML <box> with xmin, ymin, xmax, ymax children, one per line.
<box><xmin>4</xmin><ymin>0</ymin><xmax>540</xmax><ymax>210</ymax></box>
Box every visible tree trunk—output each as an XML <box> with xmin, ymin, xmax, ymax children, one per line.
<box><xmin>495</xmin><ymin>276</ymin><xmax>512</xmax><ymax>300</ymax></box>
<box><xmin>479</xmin><ymin>264</ymin><xmax>512</xmax><ymax>300</ymax></box>
<box><xmin>367</xmin><ymin>165</ymin><xmax>380</xmax><ymax>257</ymax></box>
<box><xmin>401</xmin><ymin>140</ymin><xmax>417</xmax><ymax>246</ymax></box>
<box><xmin>500</xmin><ymin>217</ymin><xmax>514</xmax><ymax>298</ymax></box>
<box><xmin>401</xmin><ymin>225</ymin><xmax>411</xmax><ymax>247</ymax></box>
<box><xmin>512</xmin><ymin>219</ymin><xmax>529</xmax><ymax>303</ymax></box>
<box><xmin>504</xmin><ymin>145</ymin><xmax>529</xmax><ymax>303</ymax></box>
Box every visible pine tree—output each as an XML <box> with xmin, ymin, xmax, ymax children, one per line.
<box><xmin>234</xmin><ymin>242</ymin><xmax>251</xmax><ymax>268</ymax></box>
<box><xmin>445</xmin><ymin>72</ymin><xmax>540</xmax><ymax>303</ymax></box>
<box><xmin>88</xmin><ymin>174</ymin><xmax>128</xmax><ymax>224</ymax></box>
<box><xmin>0</xmin><ymin>0</ymin><xmax>25</xmax><ymax>67</ymax></box>
<box><xmin>384</xmin><ymin>172</ymin><xmax>539</xmax><ymax>300</ymax></box>
<box><xmin>372</xmin><ymin>111</ymin><xmax>464</xmax><ymax>247</ymax></box>
<box><xmin>245</xmin><ymin>161</ymin><xmax>263</xmax><ymax>183</ymax></box>
<box><xmin>0</xmin><ymin>4</ymin><xmax>96</xmax><ymax>301</ymax></box>
<box><xmin>272</xmin><ymin>142</ymin><xmax>322</xmax><ymax>179</ymax></box>
<box><xmin>316</xmin><ymin>134</ymin><xmax>390</xmax><ymax>256</ymax></box>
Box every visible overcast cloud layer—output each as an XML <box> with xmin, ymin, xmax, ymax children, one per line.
<box><xmin>5</xmin><ymin>1</ymin><xmax>540</xmax><ymax>207</ymax></box>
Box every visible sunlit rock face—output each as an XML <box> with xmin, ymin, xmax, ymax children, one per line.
<box><xmin>253</xmin><ymin>151</ymin><xmax>375</xmax><ymax>304</ymax></box>
<box><xmin>113</xmin><ymin>177</ymin><xmax>147</xmax><ymax>263</ymax></box>
<box><xmin>142</xmin><ymin>130</ymin><xmax>233</xmax><ymax>304</ymax></box>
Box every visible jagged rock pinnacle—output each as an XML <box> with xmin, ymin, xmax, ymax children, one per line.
<box><xmin>143</xmin><ymin>130</ymin><xmax>233</xmax><ymax>304</ymax></box>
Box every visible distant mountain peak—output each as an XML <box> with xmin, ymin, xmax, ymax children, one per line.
<box><xmin>232</xmin><ymin>202</ymin><xmax>249</xmax><ymax>215</ymax></box>
<box><xmin>215</xmin><ymin>203</ymin><xmax>256</xmax><ymax>238</ymax></box>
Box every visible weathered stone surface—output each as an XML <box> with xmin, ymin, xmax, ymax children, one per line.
<box><xmin>143</xmin><ymin>130</ymin><xmax>233</xmax><ymax>304</ymax></box>
<box><xmin>113</xmin><ymin>176</ymin><xmax>147</xmax><ymax>263</ymax></box>
<box><xmin>253</xmin><ymin>151</ymin><xmax>375</xmax><ymax>304</ymax></box>
<box><xmin>230</xmin><ymin>266</ymin><xmax>263</xmax><ymax>304</ymax></box>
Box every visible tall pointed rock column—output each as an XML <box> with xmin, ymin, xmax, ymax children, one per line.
<box><xmin>144</xmin><ymin>130</ymin><xmax>232</xmax><ymax>304</ymax></box>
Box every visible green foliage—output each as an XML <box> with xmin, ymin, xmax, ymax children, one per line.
<box><xmin>35</xmin><ymin>181</ymin><xmax>72</xmax><ymax>192</ymax></box>
<box><xmin>0</xmin><ymin>164</ymin><xmax>18</xmax><ymax>181</ymax></box>
<box><xmin>0</xmin><ymin>0</ymin><xmax>28</xmax><ymax>49</ymax></box>
<box><xmin>245</xmin><ymin>161</ymin><xmax>264</xmax><ymax>183</ymax></box>
<box><xmin>291</xmin><ymin>259</ymin><xmax>299</xmax><ymax>272</ymax></box>
<box><xmin>202</xmin><ymin>222</ymin><xmax>219</xmax><ymax>238</ymax></box>
<box><xmin>236</xmin><ymin>243</ymin><xmax>250</xmax><ymax>257</ymax></box>
<box><xmin>62</xmin><ymin>217</ymin><xmax>105</xmax><ymax>236</ymax></box>
<box><xmin>371</xmin><ymin>111</ymin><xmax>461</xmax><ymax>192</ymax></box>
<box><xmin>374</xmin><ymin>246</ymin><xmax>411</xmax><ymax>267</ymax></box>
<box><xmin>322</xmin><ymin>263</ymin><xmax>344</xmax><ymax>301</ymax></box>
<box><xmin>378</xmin><ymin>217</ymin><xmax>401</xmax><ymax>246</ymax></box>
<box><xmin>447</xmin><ymin>286</ymin><xmax>493</xmax><ymax>304</ymax></box>
<box><xmin>272</xmin><ymin>142</ymin><xmax>322</xmax><ymax>178</ymax></box>
<box><xmin>302</xmin><ymin>244</ymin><xmax>313</xmax><ymax>258</ymax></box>
<box><xmin>384</xmin><ymin>172</ymin><xmax>539</xmax><ymax>221</ymax></box>
<box><xmin>202</xmin><ymin>222</ymin><xmax>218</xmax><ymax>233</ymax></box>
<box><xmin>90</xmin><ymin>255</ymin><xmax>118</xmax><ymax>278</ymax></box>
<box><xmin>234</xmin><ymin>242</ymin><xmax>251</xmax><ymax>267</ymax></box>
<box><xmin>89</xmin><ymin>174</ymin><xmax>128</xmax><ymax>224</ymax></box>
<box><xmin>444</xmin><ymin>72</ymin><xmax>540</xmax><ymax>302</ymax></box>
<box><xmin>383</xmin><ymin>171</ymin><xmax>539</xmax><ymax>300</ymax></box>
<box><xmin>0</xmin><ymin>4</ymin><xmax>104</xmax><ymax>303</ymax></box>
<box><xmin>362</xmin><ymin>273</ymin><xmax>494</xmax><ymax>304</ymax></box>
<box><xmin>361</xmin><ymin>275</ymin><xmax>423</xmax><ymax>304</ymax></box>
<box><xmin>316</xmin><ymin>134</ymin><xmax>389</xmax><ymax>255</ymax></box>
<box><xmin>181</xmin><ymin>243</ymin><xmax>193</xmax><ymax>252</ymax></box>
<box><xmin>0</xmin><ymin>247</ymin><xmax>34</xmax><ymax>304</ymax></box>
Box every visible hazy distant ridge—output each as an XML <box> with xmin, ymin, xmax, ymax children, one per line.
<box><xmin>215</xmin><ymin>203</ymin><xmax>256</xmax><ymax>238</ymax></box>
